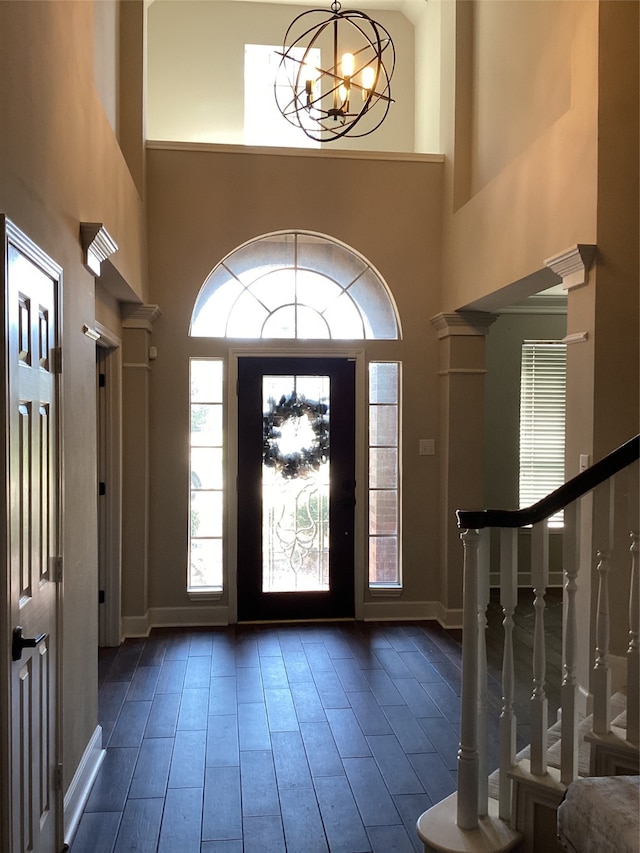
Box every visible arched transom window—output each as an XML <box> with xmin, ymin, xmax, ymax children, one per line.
<box><xmin>190</xmin><ymin>231</ymin><xmax>400</xmax><ymax>340</ymax></box>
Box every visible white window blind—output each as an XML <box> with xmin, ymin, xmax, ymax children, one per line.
<box><xmin>519</xmin><ymin>341</ymin><xmax>567</xmax><ymax>528</ymax></box>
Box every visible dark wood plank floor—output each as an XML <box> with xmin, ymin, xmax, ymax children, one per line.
<box><xmin>70</xmin><ymin>592</ymin><xmax>562</xmax><ymax>853</ymax></box>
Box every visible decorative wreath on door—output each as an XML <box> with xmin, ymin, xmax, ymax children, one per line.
<box><xmin>263</xmin><ymin>391</ymin><xmax>329</xmax><ymax>479</ymax></box>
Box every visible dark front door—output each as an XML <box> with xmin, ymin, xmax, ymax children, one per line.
<box><xmin>237</xmin><ymin>357</ymin><xmax>355</xmax><ymax>621</ymax></box>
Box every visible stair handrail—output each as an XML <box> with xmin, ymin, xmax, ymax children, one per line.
<box><xmin>457</xmin><ymin>434</ymin><xmax>639</xmax><ymax>530</ymax></box>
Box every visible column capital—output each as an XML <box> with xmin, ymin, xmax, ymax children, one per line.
<box><xmin>431</xmin><ymin>311</ymin><xmax>497</xmax><ymax>339</ymax></box>
<box><xmin>544</xmin><ymin>243</ymin><xmax>596</xmax><ymax>290</ymax></box>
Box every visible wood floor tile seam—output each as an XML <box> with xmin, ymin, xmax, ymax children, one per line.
<box><xmin>76</xmin><ymin>615</ymin><xmax>560</xmax><ymax>852</ymax></box>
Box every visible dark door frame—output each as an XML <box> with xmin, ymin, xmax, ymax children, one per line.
<box><xmin>236</xmin><ymin>354</ymin><xmax>358</xmax><ymax>622</ymax></box>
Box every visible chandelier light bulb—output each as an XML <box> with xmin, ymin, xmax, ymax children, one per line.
<box><xmin>341</xmin><ymin>52</ymin><xmax>355</xmax><ymax>79</ymax></box>
<box><xmin>303</xmin><ymin>63</ymin><xmax>316</xmax><ymax>102</ymax></box>
<box><xmin>361</xmin><ymin>65</ymin><xmax>376</xmax><ymax>94</ymax></box>
<box><xmin>303</xmin><ymin>63</ymin><xmax>317</xmax><ymax>84</ymax></box>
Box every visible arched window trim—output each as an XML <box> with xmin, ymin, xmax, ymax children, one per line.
<box><xmin>189</xmin><ymin>230</ymin><xmax>402</xmax><ymax>341</ymax></box>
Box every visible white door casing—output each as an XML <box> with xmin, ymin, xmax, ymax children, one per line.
<box><xmin>95</xmin><ymin>325</ymin><xmax>122</xmax><ymax>648</ymax></box>
<box><xmin>1</xmin><ymin>218</ymin><xmax>61</xmax><ymax>853</ymax></box>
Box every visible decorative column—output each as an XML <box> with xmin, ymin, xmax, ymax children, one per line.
<box><xmin>431</xmin><ymin>311</ymin><xmax>496</xmax><ymax>622</ymax></box>
<box><xmin>545</xmin><ymin>243</ymin><xmax>596</xmax><ymax>714</ymax></box>
<box><xmin>121</xmin><ymin>303</ymin><xmax>161</xmax><ymax>635</ymax></box>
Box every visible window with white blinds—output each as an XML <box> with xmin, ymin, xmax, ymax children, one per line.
<box><xmin>519</xmin><ymin>341</ymin><xmax>567</xmax><ymax>528</ymax></box>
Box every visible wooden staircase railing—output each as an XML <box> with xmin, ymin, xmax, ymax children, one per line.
<box><xmin>417</xmin><ymin>434</ymin><xmax>639</xmax><ymax>853</ymax></box>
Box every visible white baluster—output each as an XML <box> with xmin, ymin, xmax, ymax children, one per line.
<box><xmin>477</xmin><ymin>527</ymin><xmax>490</xmax><ymax>817</ymax></box>
<box><xmin>592</xmin><ymin>548</ymin><xmax>612</xmax><ymax>735</ymax></box>
<box><xmin>499</xmin><ymin>527</ymin><xmax>518</xmax><ymax>822</ymax></box>
<box><xmin>593</xmin><ymin>478</ymin><xmax>614</xmax><ymax>735</ymax></box>
<box><xmin>530</xmin><ymin>520</ymin><xmax>549</xmax><ymax>776</ymax></box>
<box><xmin>561</xmin><ymin>500</ymin><xmax>579</xmax><ymax>785</ymax></box>
<box><xmin>628</xmin><ymin>530</ymin><xmax>639</xmax><ymax>746</ymax></box>
<box><xmin>457</xmin><ymin>528</ymin><xmax>480</xmax><ymax>830</ymax></box>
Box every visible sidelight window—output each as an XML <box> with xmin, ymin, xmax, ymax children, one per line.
<box><xmin>368</xmin><ymin>362</ymin><xmax>400</xmax><ymax>586</ymax></box>
<box><xmin>189</xmin><ymin>358</ymin><xmax>224</xmax><ymax>591</ymax></box>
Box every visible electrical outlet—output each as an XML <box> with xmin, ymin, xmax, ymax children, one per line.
<box><xmin>419</xmin><ymin>439</ymin><xmax>435</xmax><ymax>456</ymax></box>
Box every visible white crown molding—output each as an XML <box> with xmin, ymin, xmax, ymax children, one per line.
<box><xmin>562</xmin><ymin>331</ymin><xmax>589</xmax><ymax>345</ymax></box>
<box><xmin>121</xmin><ymin>303</ymin><xmax>162</xmax><ymax>331</ymax></box>
<box><xmin>79</xmin><ymin>222</ymin><xmax>118</xmax><ymax>276</ymax></box>
<box><xmin>544</xmin><ymin>244</ymin><xmax>596</xmax><ymax>291</ymax></box>
<box><xmin>431</xmin><ymin>311</ymin><xmax>497</xmax><ymax>339</ymax></box>
<box><xmin>82</xmin><ymin>324</ymin><xmax>101</xmax><ymax>342</ymax></box>
<box><xmin>499</xmin><ymin>294</ymin><xmax>567</xmax><ymax>315</ymax></box>
<box><xmin>146</xmin><ymin>139</ymin><xmax>445</xmax><ymax>165</ymax></box>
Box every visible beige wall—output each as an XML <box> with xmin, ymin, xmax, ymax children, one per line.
<box><xmin>0</xmin><ymin>0</ymin><xmax>146</xmax><ymax>797</ymax></box>
<box><xmin>440</xmin><ymin>0</ymin><xmax>599</xmax><ymax>311</ymax></box>
<box><xmin>93</xmin><ymin>0</ymin><xmax>120</xmax><ymax>135</ymax></box>
<box><xmin>470</xmin><ymin>1</ymin><xmax>573</xmax><ymax>197</ymax></box>
<box><xmin>145</xmin><ymin>145</ymin><xmax>444</xmax><ymax>618</ymax></box>
<box><xmin>409</xmin><ymin>0</ymin><xmax>442</xmax><ymax>154</ymax></box>
<box><xmin>147</xmin><ymin>0</ymin><xmax>416</xmax><ymax>153</ymax></box>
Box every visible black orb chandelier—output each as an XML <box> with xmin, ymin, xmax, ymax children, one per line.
<box><xmin>275</xmin><ymin>0</ymin><xmax>395</xmax><ymax>143</ymax></box>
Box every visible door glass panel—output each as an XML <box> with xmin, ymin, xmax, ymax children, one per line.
<box><xmin>262</xmin><ymin>374</ymin><xmax>330</xmax><ymax>592</ymax></box>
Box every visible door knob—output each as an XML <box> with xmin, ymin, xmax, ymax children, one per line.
<box><xmin>12</xmin><ymin>626</ymin><xmax>48</xmax><ymax>662</ymax></box>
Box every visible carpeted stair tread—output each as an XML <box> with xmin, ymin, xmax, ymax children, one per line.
<box><xmin>487</xmin><ymin>692</ymin><xmax>629</xmax><ymax>800</ymax></box>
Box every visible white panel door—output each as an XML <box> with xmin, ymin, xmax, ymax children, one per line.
<box><xmin>4</xmin><ymin>222</ymin><xmax>60</xmax><ymax>853</ymax></box>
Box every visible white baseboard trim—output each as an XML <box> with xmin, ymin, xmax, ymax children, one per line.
<box><xmin>121</xmin><ymin>605</ymin><xmax>230</xmax><ymax>638</ymax></box>
<box><xmin>120</xmin><ymin>612</ymin><xmax>151</xmax><ymax>638</ymax></box>
<box><xmin>124</xmin><ymin>602</ymin><xmax>458</xmax><ymax>635</ymax></box>
<box><xmin>436</xmin><ymin>602</ymin><xmax>463</xmax><ymax>630</ymax></box>
<box><xmin>149</xmin><ymin>604</ymin><xmax>230</xmax><ymax>627</ymax></box>
<box><xmin>63</xmin><ymin>725</ymin><xmax>105</xmax><ymax>847</ymax></box>
<box><xmin>362</xmin><ymin>599</ymin><xmax>463</xmax><ymax>629</ymax></box>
